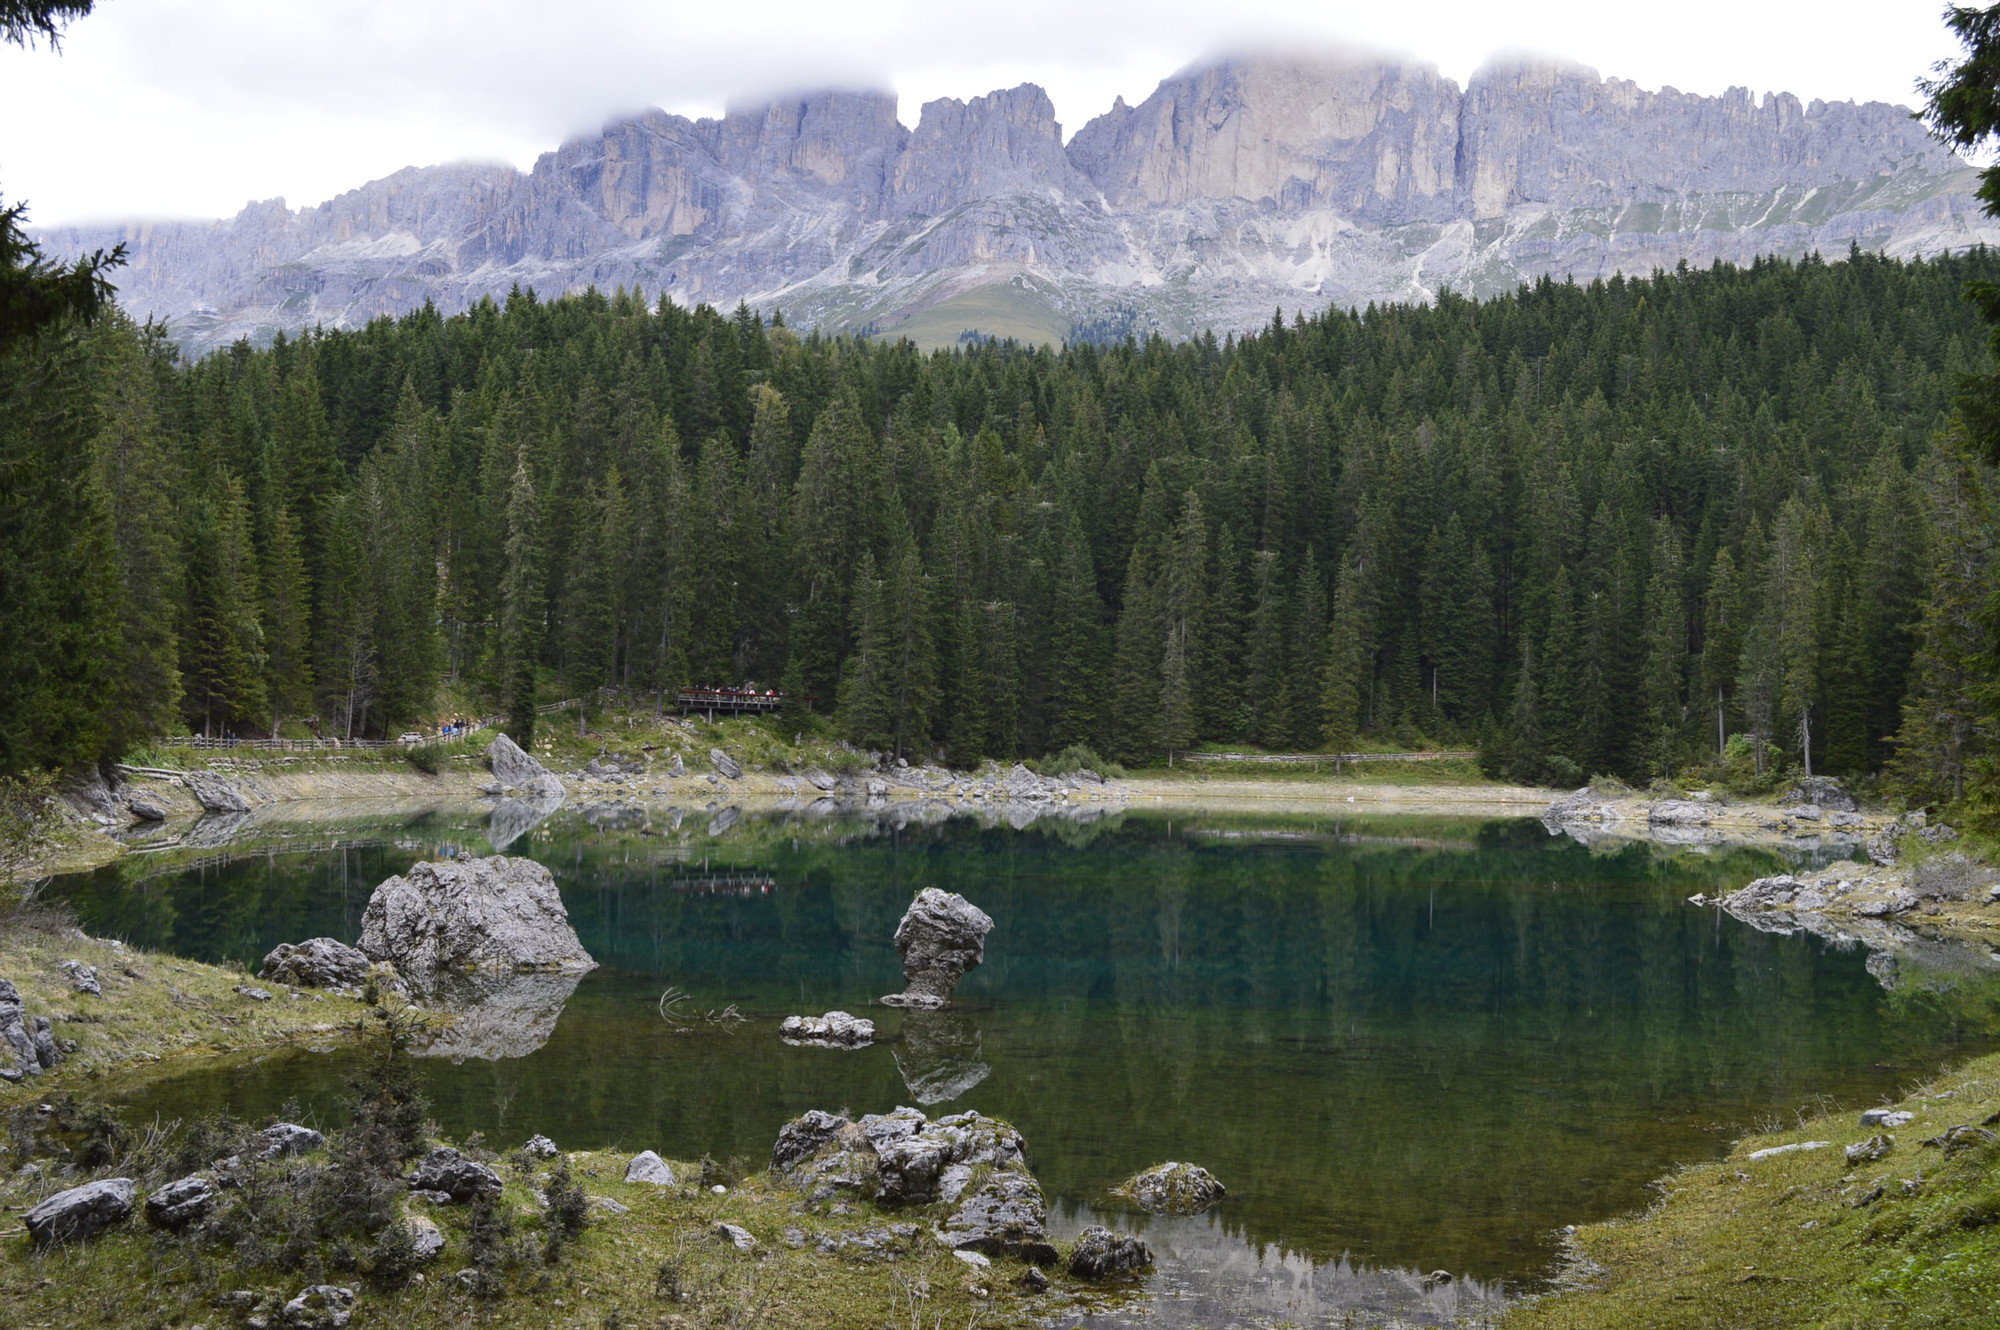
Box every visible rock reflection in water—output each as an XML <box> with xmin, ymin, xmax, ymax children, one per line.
<box><xmin>894</xmin><ymin>1010</ymin><xmax>990</xmax><ymax>1104</ymax></box>
<box><xmin>413</xmin><ymin>969</ymin><xmax>586</xmax><ymax>1062</ymax></box>
<box><xmin>486</xmin><ymin>790</ymin><xmax>564</xmax><ymax>851</ymax></box>
<box><xmin>1046</xmin><ymin>1202</ymin><xmax>1508</xmax><ymax>1329</ymax></box>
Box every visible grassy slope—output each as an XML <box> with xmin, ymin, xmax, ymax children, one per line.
<box><xmin>1509</xmin><ymin>1051</ymin><xmax>2000</xmax><ymax>1329</ymax></box>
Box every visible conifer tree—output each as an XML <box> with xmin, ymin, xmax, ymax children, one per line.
<box><xmin>499</xmin><ymin>449</ymin><xmax>543</xmax><ymax>746</ymax></box>
<box><xmin>261</xmin><ymin>503</ymin><xmax>313</xmax><ymax>737</ymax></box>
<box><xmin>1321</xmin><ymin>558</ymin><xmax>1367</xmax><ymax>753</ymax></box>
<box><xmin>181</xmin><ymin>477</ymin><xmax>269</xmax><ymax>738</ymax></box>
<box><xmin>1699</xmin><ymin>549</ymin><xmax>1743</xmax><ymax>759</ymax></box>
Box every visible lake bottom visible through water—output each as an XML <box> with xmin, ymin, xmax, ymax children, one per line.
<box><xmin>52</xmin><ymin>808</ymin><xmax>2000</xmax><ymax>1326</ymax></box>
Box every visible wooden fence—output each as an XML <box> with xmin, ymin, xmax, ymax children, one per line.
<box><xmin>155</xmin><ymin>721</ymin><xmax>491</xmax><ymax>753</ymax></box>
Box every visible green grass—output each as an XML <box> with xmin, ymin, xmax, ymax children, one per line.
<box><xmin>1134</xmin><ymin>756</ymin><xmax>1502</xmax><ymax>787</ymax></box>
<box><xmin>1508</xmin><ymin>1052</ymin><xmax>2000</xmax><ymax>1329</ymax></box>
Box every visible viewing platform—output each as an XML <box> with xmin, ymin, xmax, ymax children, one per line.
<box><xmin>677</xmin><ymin>687</ymin><xmax>795</xmax><ymax>719</ymax></box>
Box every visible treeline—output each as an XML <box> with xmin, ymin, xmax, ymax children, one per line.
<box><xmin>3</xmin><ymin>247</ymin><xmax>1997</xmax><ymax>801</ymax></box>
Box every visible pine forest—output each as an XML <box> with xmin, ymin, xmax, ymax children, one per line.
<box><xmin>5</xmin><ymin>246</ymin><xmax>1998</xmax><ymax>807</ymax></box>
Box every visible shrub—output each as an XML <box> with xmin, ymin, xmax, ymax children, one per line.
<box><xmin>542</xmin><ymin>1155</ymin><xmax>588</xmax><ymax>1261</ymax></box>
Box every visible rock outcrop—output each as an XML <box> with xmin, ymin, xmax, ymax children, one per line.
<box><xmin>770</xmin><ymin>1105</ymin><xmax>1053</xmax><ymax>1259</ymax></box>
<box><xmin>358</xmin><ymin>856</ymin><xmax>595</xmax><ymax>979</ymax></box>
<box><xmin>183</xmin><ymin>770</ymin><xmax>253</xmax><ymax>814</ymax></box>
<box><xmin>260</xmin><ymin>938</ymin><xmax>371</xmax><ymax>989</ymax></box>
<box><xmin>0</xmin><ymin>978</ymin><xmax>62</xmax><ymax>1080</ymax></box>
<box><xmin>43</xmin><ymin>52</ymin><xmax>1995</xmax><ymax>355</ymax></box>
<box><xmin>881</xmin><ymin>888</ymin><xmax>993</xmax><ymax>1009</ymax></box>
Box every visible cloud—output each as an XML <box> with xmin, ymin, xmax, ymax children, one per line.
<box><xmin>0</xmin><ymin>0</ymin><xmax>1962</xmax><ymax>224</ymax></box>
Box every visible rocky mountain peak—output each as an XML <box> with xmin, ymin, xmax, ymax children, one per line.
<box><xmin>35</xmin><ymin>48</ymin><xmax>1997</xmax><ymax>351</ymax></box>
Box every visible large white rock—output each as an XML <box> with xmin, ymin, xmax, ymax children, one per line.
<box><xmin>358</xmin><ymin>856</ymin><xmax>595</xmax><ymax>979</ymax></box>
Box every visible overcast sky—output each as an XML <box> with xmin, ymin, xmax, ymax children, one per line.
<box><xmin>0</xmin><ymin>0</ymin><xmax>1966</xmax><ymax>225</ymax></box>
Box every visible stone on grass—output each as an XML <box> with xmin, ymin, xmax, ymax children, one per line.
<box><xmin>127</xmin><ymin>798</ymin><xmax>168</xmax><ymax>821</ymax></box>
<box><xmin>145</xmin><ymin>1174</ymin><xmax>218</xmax><ymax>1230</ymax></box>
<box><xmin>26</xmin><ymin>1178</ymin><xmax>135</xmax><ymax>1245</ymax></box>
<box><xmin>405</xmin><ymin>1214</ymin><xmax>445</xmax><ymax>1261</ymax></box>
<box><xmin>1860</xmin><ymin>1109</ymin><xmax>1914</xmax><ymax>1129</ymax></box>
<box><xmin>1745</xmin><ymin>1141</ymin><xmax>1831</xmax><ymax>1162</ymax></box>
<box><xmin>1068</xmin><ymin>1225</ymin><xmax>1153</xmax><ymax>1280</ymax></box>
<box><xmin>880</xmin><ymin>888</ymin><xmax>994</xmax><ymax>1009</ymax></box>
<box><xmin>779</xmin><ymin>1011</ymin><xmax>875</xmax><ymax>1047</ymax></box>
<box><xmin>1116</xmin><ymin>1161</ymin><xmax>1227</xmax><ymax>1214</ymax></box>
<box><xmin>407</xmin><ymin>1147</ymin><xmax>504</xmax><ymax>1202</ymax></box>
<box><xmin>260</xmin><ymin>938</ymin><xmax>371</xmax><ymax>989</ymax></box>
<box><xmin>1846</xmin><ymin>1135</ymin><xmax>1895</xmax><ymax>1164</ymax></box>
<box><xmin>714</xmin><ymin>1221</ymin><xmax>758</xmax><ymax>1251</ymax></box>
<box><xmin>709</xmin><ymin>749</ymin><xmax>743</xmax><ymax>780</ymax></box>
<box><xmin>953</xmin><ymin>1248</ymin><xmax>992</xmax><ymax>1269</ymax></box>
<box><xmin>256</xmin><ymin>1122</ymin><xmax>326</xmax><ymax>1159</ymax></box>
<box><xmin>358</xmin><ymin>855</ymin><xmax>595</xmax><ymax>980</ymax></box>
<box><xmin>522</xmin><ymin>1134</ymin><xmax>559</xmax><ymax>1158</ymax></box>
<box><xmin>625</xmin><ymin>1150</ymin><xmax>676</xmax><ymax>1185</ymax></box>
<box><xmin>279</xmin><ymin>1284</ymin><xmax>354</xmax><ymax>1329</ymax></box>
<box><xmin>939</xmin><ymin>1170</ymin><xmax>1049</xmax><ymax>1257</ymax></box>
<box><xmin>59</xmin><ymin>960</ymin><xmax>102</xmax><ymax>995</ymax></box>
<box><xmin>235</xmin><ymin>985</ymin><xmax>275</xmax><ymax>1001</ymax></box>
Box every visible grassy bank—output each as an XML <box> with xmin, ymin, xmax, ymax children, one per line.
<box><xmin>0</xmin><ymin>900</ymin><xmax>375</xmax><ymax>1092</ymax></box>
<box><xmin>1509</xmin><ymin>1051</ymin><xmax>2000</xmax><ymax>1329</ymax></box>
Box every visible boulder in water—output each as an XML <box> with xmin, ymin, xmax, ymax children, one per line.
<box><xmin>880</xmin><ymin>888</ymin><xmax>993</xmax><ymax>1009</ymax></box>
<box><xmin>1115</xmin><ymin>1161</ymin><xmax>1227</xmax><ymax>1214</ymax></box>
<box><xmin>1068</xmin><ymin>1225</ymin><xmax>1153</xmax><ymax>1280</ymax></box>
<box><xmin>779</xmin><ymin>1011</ymin><xmax>875</xmax><ymax>1047</ymax></box>
<box><xmin>358</xmin><ymin>856</ymin><xmax>595</xmax><ymax>979</ymax></box>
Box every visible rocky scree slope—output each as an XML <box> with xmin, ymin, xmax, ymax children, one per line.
<box><xmin>40</xmin><ymin>51</ymin><xmax>1997</xmax><ymax>350</ymax></box>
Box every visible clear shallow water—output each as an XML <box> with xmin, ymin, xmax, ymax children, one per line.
<box><xmin>45</xmin><ymin>809</ymin><xmax>2000</xmax><ymax>1324</ymax></box>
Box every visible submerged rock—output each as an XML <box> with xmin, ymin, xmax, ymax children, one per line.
<box><xmin>26</xmin><ymin>1178</ymin><xmax>135</xmax><ymax>1245</ymax></box>
<box><xmin>358</xmin><ymin>856</ymin><xmax>595</xmax><ymax>979</ymax></box>
<box><xmin>779</xmin><ymin>1011</ymin><xmax>875</xmax><ymax>1047</ymax></box>
<box><xmin>1115</xmin><ymin>1161</ymin><xmax>1227</xmax><ymax>1214</ymax></box>
<box><xmin>880</xmin><ymin>888</ymin><xmax>994</xmax><ymax>1009</ymax></box>
<box><xmin>260</xmin><ymin>937</ymin><xmax>371</xmax><ymax>989</ymax></box>
<box><xmin>1068</xmin><ymin>1225</ymin><xmax>1153</xmax><ymax>1280</ymax></box>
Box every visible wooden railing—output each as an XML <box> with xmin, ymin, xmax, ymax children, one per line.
<box><xmin>1182</xmin><ymin>750</ymin><xmax>1478</xmax><ymax>765</ymax></box>
<box><xmin>154</xmin><ymin>721</ymin><xmax>491</xmax><ymax>753</ymax></box>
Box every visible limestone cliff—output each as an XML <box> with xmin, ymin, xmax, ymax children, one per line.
<box><xmin>39</xmin><ymin>50</ymin><xmax>1997</xmax><ymax>350</ymax></box>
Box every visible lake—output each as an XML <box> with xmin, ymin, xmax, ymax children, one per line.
<box><xmin>45</xmin><ymin>807</ymin><xmax>2000</xmax><ymax>1326</ymax></box>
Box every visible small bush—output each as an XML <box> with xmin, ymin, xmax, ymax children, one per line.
<box><xmin>824</xmin><ymin>746</ymin><xmax>870</xmax><ymax>776</ymax></box>
<box><xmin>1039</xmin><ymin>744</ymin><xmax>1108</xmax><ymax>778</ymax></box>
<box><xmin>404</xmin><ymin>745</ymin><xmax>442</xmax><ymax>775</ymax></box>
<box><xmin>542</xmin><ymin>1155</ymin><xmax>589</xmax><ymax>1261</ymax></box>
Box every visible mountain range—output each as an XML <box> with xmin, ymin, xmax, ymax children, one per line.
<box><xmin>38</xmin><ymin>49</ymin><xmax>2000</xmax><ymax>350</ymax></box>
